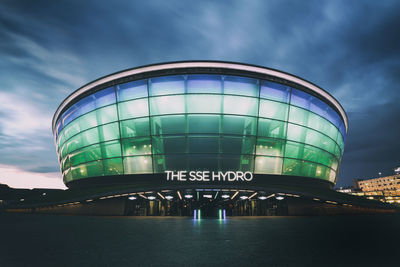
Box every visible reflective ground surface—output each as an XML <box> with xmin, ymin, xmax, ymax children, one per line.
<box><xmin>1</xmin><ymin>213</ymin><xmax>399</xmax><ymax>266</ymax></box>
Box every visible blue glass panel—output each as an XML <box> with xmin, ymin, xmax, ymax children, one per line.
<box><xmin>93</xmin><ymin>87</ymin><xmax>115</xmax><ymax>108</ymax></box>
<box><xmin>290</xmin><ymin>89</ymin><xmax>311</xmax><ymax>109</ymax></box>
<box><xmin>309</xmin><ymin>96</ymin><xmax>329</xmax><ymax>118</ymax></box>
<box><xmin>260</xmin><ymin>81</ymin><xmax>290</xmax><ymax>103</ymax></box>
<box><xmin>187</xmin><ymin>75</ymin><xmax>222</xmax><ymax>94</ymax></box>
<box><xmin>150</xmin><ymin>75</ymin><xmax>185</xmax><ymax>96</ymax></box>
<box><xmin>61</xmin><ymin>107</ymin><xmax>76</xmax><ymax>127</ymax></box>
<box><xmin>117</xmin><ymin>79</ymin><xmax>148</xmax><ymax>101</ymax></box>
<box><xmin>56</xmin><ymin>119</ymin><xmax>63</xmax><ymax>139</ymax></box>
<box><xmin>339</xmin><ymin>123</ymin><xmax>346</xmax><ymax>141</ymax></box>
<box><xmin>62</xmin><ymin>88</ymin><xmax>116</xmax><ymax>127</ymax></box>
<box><xmin>223</xmin><ymin>76</ymin><xmax>258</xmax><ymax>97</ymax></box>
<box><xmin>325</xmin><ymin>106</ymin><xmax>342</xmax><ymax>128</ymax></box>
<box><xmin>62</xmin><ymin>96</ymin><xmax>95</xmax><ymax>126</ymax></box>
<box><xmin>291</xmin><ymin>88</ymin><xmax>345</xmax><ymax>133</ymax></box>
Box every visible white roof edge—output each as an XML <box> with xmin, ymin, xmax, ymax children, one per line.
<box><xmin>53</xmin><ymin>61</ymin><xmax>348</xmax><ymax>132</ymax></box>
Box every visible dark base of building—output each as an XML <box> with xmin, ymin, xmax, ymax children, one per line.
<box><xmin>7</xmin><ymin>193</ymin><xmax>396</xmax><ymax>217</ymax></box>
<box><xmin>4</xmin><ymin>174</ymin><xmax>399</xmax><ymax>216</ymax></box>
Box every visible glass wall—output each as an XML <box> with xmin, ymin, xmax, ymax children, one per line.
<box><xmin>55</xmin><ymin>74</ymin><xmax>346</xmax><ymax>184</ymax></box>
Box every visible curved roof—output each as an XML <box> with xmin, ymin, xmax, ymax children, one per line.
<box><xmin>52</xmin><ymin>61</ymin><xmax>348</xmax><ymax>132</ymax></box>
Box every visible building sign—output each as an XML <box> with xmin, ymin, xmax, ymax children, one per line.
<box><xmin>165</xmin><ymin>171</ymin><xmax>253</xmax><ymax>182</ymax></box>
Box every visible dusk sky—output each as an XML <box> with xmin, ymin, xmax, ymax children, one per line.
<box><xmin>1</xmin><ymin>0</ymin><xmax>399</xmax><ymax>189</ymax></box>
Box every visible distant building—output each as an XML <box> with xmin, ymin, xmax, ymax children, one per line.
<box><xmin>352</xmin><ymin>174</ymin><xmax>400</xmax><ymax>204</ymax></box>
<box><xmin>354</xmin><ymin>175</ymin><xmax>400</xmax><ymax>192</ymax></box>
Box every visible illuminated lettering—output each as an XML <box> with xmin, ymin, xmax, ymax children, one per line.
<box><xmin>165</xmin><ymin>171</ymin><xmax>253</xmax><ymax>182</ymax></box>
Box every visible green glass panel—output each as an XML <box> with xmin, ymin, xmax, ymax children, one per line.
<box><xmin>221</xmin><ymin>136</ymin><xmax>256</xmax><ymax>154</ymax></box>
<box><xmin>256</xmin><ymin>138</ymin><xmax>284</xmax><ymax>156</ymax></box>
<box><xmin>62</xmin><ymin>156</ymin><xmax>71</xmax><ymax>172</ymax></box>
<box><xmin>222</xmin><ymin>115</ymin><xmax>257</xmax><ymax>135</ymax></box>
<box><xmin>188</xmin><ymin>154</ymin><xmax>219</xmax><ymax>170</ymax></box>
<box><xmin>314</xmin><ymin>164</ymin><xmax>330</xmax><ymax>180</ymax></box>
<box><xmin>150</xmin><ymin>95</ymin><xmax>185</xmax><ymax>115</ymax></box>
<box><xmin>153</xmin><ymin>155</ymin><xmax>166</xmax><ymax>172</ymax></box>
<box><xmin>254</xmin><ymin>156</ymin><xmax>282</xmax><ymax>174</ymax></box>
<box><xmin>62</xmin><ymin>105</ymin><xmax>117</xmax><ymax>141</ymax></box>
<box><xmin>151</xmin><ymin>115</ymin><xmax>186</xmax><ymax>135</ymax></box>
<box><xmin>96</xmin><ymin>105</ymin><xmax>118</xmax><ymax>125</ymax></box>
<box><xmin>120</xmin><ymin>117</ymin><xmax>150</xmax><ymax>138</ymax></box>
<box><xmin>101</xmin><ymin>140</ymin><xmax>122</xmax><ymax>158</ymax></box>
<box><xmin>122</xmin><ymin>138</ymin><xmax>151</xmax><ymax>156</ymax></box>
<box><xmin>85</xmin><ymin>160</ymin><xmax>104</xmax><ymax>177</ymax></box>
<box><xmin>103</xmin><ymin>158</ymin><xmax>123</xmax><ymax>175</ymax></box>
<box><xmin>188</xmin><ymin>136</ymin><xmax>219</xmax><ymax>153</ymax></box>
<box><xmin>282</xmin><ymin>158</ymin><xmax>301</xmax><ymax>176</ymax></box>
<box><xmin>282</xmin><ymin>158</ymin><xmax>330</xmax><ymax>180</ymax></box>
<box><xmin>77</xmin><ymin>112</ymin><xmax>97</xmax><ymax>132</ymax></box>
<box><xmin>286</xmin><ymin>124</ymin><xmax>306</xmax><ymax>145</ymax></box>
<box><xmin>69</xmin><ymin>143</ymin><xmax>101</xmax><ymax>166</ymax></box>
<box><xmin>288</xmin><ymin>106</ymin><xmax>309</xmax><ymax>125</ymax></box>
<box><xmin>124</xmin><ymin>156</ymin><xmax>153</xmax><ymax>174</ymax></box>
<box><xmin>71</xmin><ymin>160</ymin><xmax>103</xmax><ymax>179</ymax></box>
<box><xmin>153</xmin><ymin>155</ymin><xmax>187</xmax><ymax>172</ymax></box>
<box><xmin>118</xmin><ymin>98</ymin><xmax>149</xmax><ymax>120</ymax></box>
<box><xmin>287</xmin><ymin>124</ymin><xmax>337</xmax><ymax>156</ymax></box>
<box><xmin>63</xmin><ymin>105</ymin><xmax>117</xmax><ymax>141</ymax></box>
<box><xmin>306</xmin><ymin>110</ymin><xmax>339</xmax><ymax>142</ymax></box>
<box><xmin>305</xmin><ymin>129</ymin><xmax>335</xmax><ymax>154</ymax></box>
<box><xmin>290</xmin><ymin>106</ymin><xmax>340</xmax><ymax>144</ymax></box>
<box><xmin>304</xmin><ymin>146</ymin><xmax>336</xmax><ymax>168</ymax></box>
<box><xmin>220</xmin><ymin>155</ymin><xmax>254</xmax><ymax>172</ymax></box>
<box><xmin>60</xmin><ymin>143</ymin><xmax>68</xmax><ymax>158</ymax></box>
<box><xmin>284</xmin><ymin>141</ymin><xmax>337</xmax><ymax>168</ymax></box>
<box><xmin>66</xmin><ymin>127</ymin><xmax>99</xmax><ymax>154</ymax></box>
<box><xmin>259</xmin><ymin>100</ymin><xmax>288</xmax><ymax>120</ymax></box>
<box><xmin>57</xmin><ymin>132</ymin><xmax>65</xmax><ymax>150</ymax></box>
<box><xmin>240</xmin><ymin>155</ymin><xmax>254</xmax><ymax>171</ymax></box>
<box><xmin>223</xmin><ymin>96</ymin><xmax>258</xmax><ymax>116</ymax></box>
<box><xmin>283</xmin><ymin>141</ymin><xmax>301</xmax><ymax>159</ymax></box>
<box><xmin>334</xmin><ymin>145</ymin><xmax>342</xmax><ymax>158</ymax></box>
<box><xmin>257</xmin><ymin>119</ymin><xmax>286</xmax><ymax>139</ymax></box>
<box><xmin>298</xmin><ymin>161</ymin><xmax>318</xmax><ymax>178</ymax></box>
<box><xmin>98</xmin><ymin>122</ymin><xmax>120</xmax><ymax>142</ymax></box>
<box><xmin>188</xmin><ymin>115</ymin><xmax>220</xmax><ymax>134</ymax></box>
<box><xmin>152</xmin><ymin>136</ymin><xmax>187</xmax><ymax>154</ymax></box>
<box><xmin>336</xmin><ymin>133</ymin><xmax>345</xmax><ymax>152</ymax></box>
<box><xmin>186</xmin><ymin>95</ymin><xmax>222</xmax><ymax>113</ymax></box>
<box><xmin>220</xmin><ymin>155</ymin><xmax>237</xmax><ymax>171</ymax></box>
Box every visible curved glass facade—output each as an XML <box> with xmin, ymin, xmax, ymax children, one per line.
<box><xmin>54</xmin><ymin>73</ymin><xmax>346</xmax><ymax>185</ymax></box>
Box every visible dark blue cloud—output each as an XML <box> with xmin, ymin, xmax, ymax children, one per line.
<box><xmin>0</xmin><ymin>0</ymin><xmax>399</xmax><ymax>186</ymax></box>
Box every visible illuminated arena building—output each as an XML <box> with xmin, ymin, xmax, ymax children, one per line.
<box><xmin>50</xmin><ymin>61</ymin><xmax>350</xmax><ymax>216</ymax></box>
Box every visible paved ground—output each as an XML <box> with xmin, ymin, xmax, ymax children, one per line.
<box><xmin>1</xmin><ymin>213</ymin><xmax>399</xmax><ymax>266</ymax></box>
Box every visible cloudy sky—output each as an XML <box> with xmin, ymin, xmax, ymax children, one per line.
<box><xmin>0</xmin><ymin>0</ymin><xmax>399</xmax><ymax>189</ymax></box>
